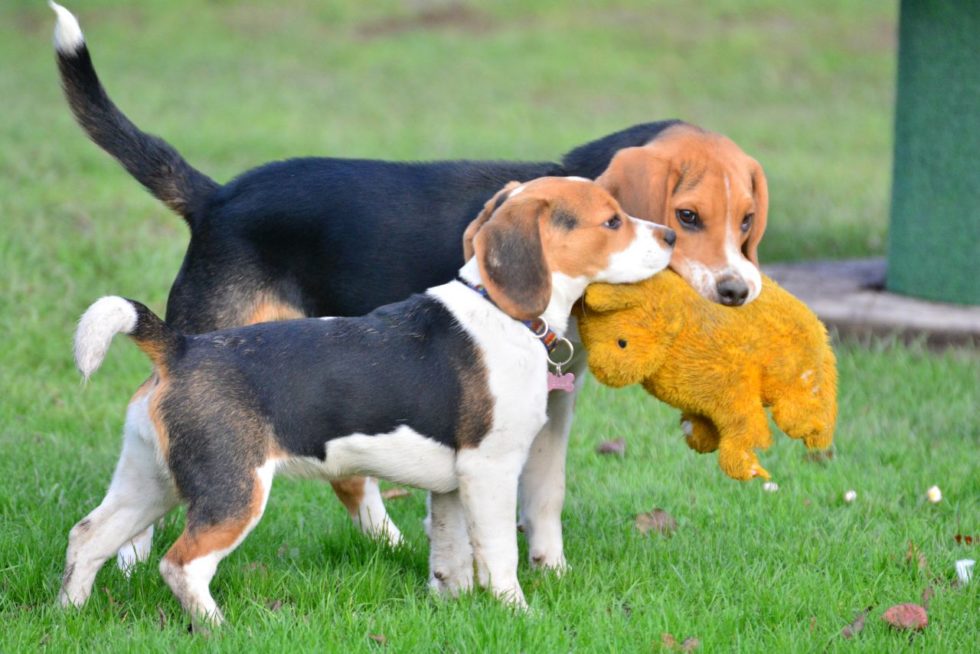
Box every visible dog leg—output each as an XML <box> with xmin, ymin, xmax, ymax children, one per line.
<box><xmin>159</xmin><ymin>461</ymin><xmax>274</xmax><ymax>627</ymax></box>
<box><xmin>456</xmin><ymin>447</ymin><xmax>527</xmax><ymax>608</ymax></box>
<box><xmin>331</xmin><ymin>476</ymin><xmax>403</xmax><ymax>546</ymax></box>
<box><xmin>428</xmin><ymin>490</ymin><xmax>474</xmax><ymax>597</ymax></box>
<box><xmin>60</xmin><ymin>421</ymin><xmax>177</xmax><ymax>608</ymax></box>
<box><xmin>517</xmin><ymin>354</ymin><xmax>586</xmax><ymax>572</ymax></box>
<box><xmin>116</xmin><ymin>524</ymin><xmax>154</xmax><ymax>577</ymax></box>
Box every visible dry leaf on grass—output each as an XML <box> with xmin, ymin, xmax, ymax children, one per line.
<box><xmin>636</xmin><ymin>509</ymin><xmax>677</xmax><ymax>537</ymax></box>
<box><xmin>905</xmin><ymin>541</ymin><xmax>929</xmax><ymax>574</ymax></box>
<box><xmin>841</xmin><ymin>607</ymin><xmax>870</xmax><ymax>639</ymax></box>
<box><xmin>921</xmin><ymin>585</ymin><xmax>934</xmax><ymax>609</ymax></box>
<box><xmin>369</xmin><ymin>633</ymin><xmax>388</xmax><ymax>646</ymax></box>
<box><xmin>596</xmin><ymin>437</ymin><xmax>626</xmax><ymax>456</ymax></box>
<box><xmin>659</xmin><ymin>633</ymin><xmax>700</xmax><ymax>651</ymax></box>
<box><xmin>266</xmin><ymin>599</ymin><xmax>283</xmax><ymax>612</ymax></box>
<box><xmin>881</xmin><ymin>603</ymin><xmax>928</xmax><ymax>631</ymax></box>
<box><xmin>381</xmin><ymin>487</ymin><xmax>411</xmax><ymax>500</ymax></box>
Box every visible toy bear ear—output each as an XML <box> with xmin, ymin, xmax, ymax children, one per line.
<box><xmin>582</xmin><ymin>282</ymin><xmax>645</xmax><ymax>313</ymax></box>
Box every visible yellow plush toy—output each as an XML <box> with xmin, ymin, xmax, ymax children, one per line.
<box><xmin>577</xmin><ymin>270</ymin><xmax>837</xmax><ymax>481</ymax></box>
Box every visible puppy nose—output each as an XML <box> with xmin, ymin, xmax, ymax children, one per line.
<box><xmin>717</xmin><ymin>276</ymin><xmax>749</xmax><ymax>306</ymax></box>
<box><xmin>663</xmin><ymin>229</ymin><xmax>676</xmax><ymax>247</ymax></box>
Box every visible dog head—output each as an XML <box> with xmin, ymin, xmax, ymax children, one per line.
<box><xmin>463</xmin><ymin>177</ymin><xmax>675</xmax><ymax>321</ymax></box>
<box><xmin>596</xmin><ymin>124</ymin><xmax>768</xmax><ymax>306</ymax></box>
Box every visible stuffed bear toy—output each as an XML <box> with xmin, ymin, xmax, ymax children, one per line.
<box><xmin>577</xmin><ymin>270</ymin><xmax>837</xmax><ymax>481</ymax></box>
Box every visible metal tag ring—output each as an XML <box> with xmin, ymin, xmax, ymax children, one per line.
<box><xmin>530</xmin><ymin>318</ymin><xmax>550</xmax><ymax>338</ymax></box>
<box><xmin>547</xmin><ymin>337</ymin><xmax>575</xmax><ymax>369</ymax></box>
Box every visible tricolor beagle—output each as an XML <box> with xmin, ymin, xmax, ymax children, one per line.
<box><xmin>60</xmin><ymin>178</ymin><xmax>675</xmax><ymax>623</ymax></box>
<box><xmin>50</xmin><ymin>3</ymin><xmax>767</xmax><ymax>576</ymax></box>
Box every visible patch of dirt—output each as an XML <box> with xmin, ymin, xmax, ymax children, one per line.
<box><xmin>358</xmin><ymin>3</ymin><xmax>495</xmax><ymax>39</ymax></box>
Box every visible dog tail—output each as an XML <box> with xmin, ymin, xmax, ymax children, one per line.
<box><xmin>49</xmin><ymin>2</ymin><xmax>218</xmax><ymax>223</ymax></box>
<box><xmin>75</xmin><ymin>297</ymin><xmax>182</xmax><ymax>381</ymax></box>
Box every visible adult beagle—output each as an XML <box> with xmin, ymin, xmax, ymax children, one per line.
<box><xmin>50</xmin><ymin>4</ymin><xmax>767</xmax><ymax>574</ymax></box>
<box><xmin>61</xmin><ymin>178</ymin><xmax>675</xmax><ymax>622</ymax></box>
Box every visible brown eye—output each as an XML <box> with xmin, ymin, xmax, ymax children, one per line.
<box><xmin>741</xmin><ymin>213</ymin><xmax>754</xmax><ymax>233</ymax></box>
<box><xmin>603</xmin><ymin>215</ymin><xmax>622</xmax><ymax>230</ymax></box>
<box><xmin>617</xmin><ymin>339</ymin><xmax>628</xmax><ymax>349</ymax></box>
<box><xmin>675</xmin><ymin>209</ymin><xmax>702</xmax><ymax>230</ymax></box>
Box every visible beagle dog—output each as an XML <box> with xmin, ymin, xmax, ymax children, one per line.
<box><xmin>60</xmin><ymin>178</ymin><xmax>676</xmax><ymax>622</ymax></box>
<box><xmin>50</xmin><ymin>4</ymin><xmax>766</xmax><ymax>576</ymax></box>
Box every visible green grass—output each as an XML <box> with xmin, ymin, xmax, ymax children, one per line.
<box><xmin>1</xmin><ymin>0</ymin><xmax>977</xmax><ymax>651</ymax></box>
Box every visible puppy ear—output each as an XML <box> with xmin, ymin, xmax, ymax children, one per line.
<box><xmin>473</xmin><ymin>193</ymin><xmax>551</xmax><ymax>321</ymax></box>
<box><xmin>462</xmin><ymin>182</ymin><xmax>522</xmax><ymax>262</ymax></box>
<box><xmin>582</xmin><ymin>282</ymin><xmax>644</xmax><ymax>313</ymax></box>
<box><xmin>596</xmin><ymin>146</ymin><xmax>675</xmax><ymax>224</ymax></box>
<box><xmin>743</xmin><ymin>160</ymin><xmax>768</xmax><ymax>266</ymax></box>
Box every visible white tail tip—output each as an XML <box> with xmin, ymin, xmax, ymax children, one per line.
<box><xmin>74</xmin><ymin>296</ymin><xmax>137</xmax><ymax>381</ymax></box>
<box><xmin>49</xmin><ymin>1</ymin><xmax>85</xmax><ymax>54</ymax></box>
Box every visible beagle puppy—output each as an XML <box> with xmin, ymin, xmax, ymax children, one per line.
<box><xmin>60</xmin><ymin>178</ymin><xmax>675</xmax><ymax>623</ymax></box>
<box><xmin>50</xmin><ymin>3</ymin><xmax>766</xmax><ymax>577</ymax></box>
<box><xmin>594</xmin><ymin>123</ymin><xmax>769</xmax><ymax>306</ymax></box>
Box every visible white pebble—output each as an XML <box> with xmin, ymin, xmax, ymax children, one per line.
<box><xmin>844</xmin><ymin>490</ymin><xmax>857</xmax><ymax>503</ymax></box>
<box><xmin>926</xmin><ymin>485</ymin><xmax>942</xmax><ymax>503</ymax></box>
<box><xmin>762</xmin><ymin>482</ymin><xmax>779</xmax><ymax>492</ymax></box>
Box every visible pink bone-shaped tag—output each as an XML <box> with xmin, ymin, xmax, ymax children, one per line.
<box><xmin>547</xmin><ymin>371</ymin><xmax>576</xmax><ymax>393</ymax></box>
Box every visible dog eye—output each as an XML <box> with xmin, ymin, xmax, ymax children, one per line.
<box><xmin>741</xmin><ymin>213</ymin><xmax>754</xmax><ymax>233</ymax></box>
<box><xmin>675</xmin><ymin>209</ymin><xmax>701</xmax><ymax>229</ymax></box>
<box><xmin>603</xmin><ymin>215</ymin><xmax>622</xmax><ymax>230</ymax></box>
<box><xmin>617</xmin><ymin>339</ymin><xmax>628</xmax><ymax>349</ymax></box>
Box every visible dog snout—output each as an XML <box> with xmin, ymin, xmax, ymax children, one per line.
<box><xmin>716</xmin><ymin>276</ymin><xmax>749</xmax><ymax>306</ymax></box>
<box><xmin>661</xmin><ymin>227</ymin><xmax>676</xmax><ymax>247</ymax></box>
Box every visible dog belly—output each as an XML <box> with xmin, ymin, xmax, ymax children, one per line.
<box><xmin>281</xmin><ymin>425</ymin><xmax>458</xmax><ymax>493</ymax></box>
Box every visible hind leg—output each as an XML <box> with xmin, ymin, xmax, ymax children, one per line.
<box><xmin>680</xmin><ymin>413</ymin><xmax>721</xmax><ymax>453</ymax></box>
<box><xmin>159</xmin><ymin>461</ymin><xmax>274</xmax><ymax>626</ymax></box>
<box><xmin>714</xmin><ymin>406</ymin><xmax>773</xmax><ymax>481</ymax></box>
<box><xmin>117</xmin><ymin>524</ymin><xmax>154</xmax><ymax>576</ymax></box>
<box><xmin>331</xmin><ymin>477</ymin><xmax>403</xmax><ymax>546</ymax></box>
<box><xmin>770</xmin><ymin>359</ymin><xmax>837</xmax><ymax>451</ymax></box>
<box><xmin>60</xmin><ymin>415</ymin><xmax>177</xmax><ymax>607</ymax></box>
<box><xmin>428</xmin><ymin>490</ymin><xmax>474</xmax><ymax>597</ymax></box>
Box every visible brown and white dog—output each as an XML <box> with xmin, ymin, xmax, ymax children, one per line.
<box><xmin>50</xmin><ymin>4</ymin><xmax>767</xmax><ymax>577</ymax></box>
<box><xmin>61</xmin><ymin>178</ymin><xmax>675</xmax><ymax>622</ymax></box>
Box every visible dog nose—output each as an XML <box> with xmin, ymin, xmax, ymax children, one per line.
<box><xmin>663</xmin><ymin>229</ymin><xmax>676</xmax><ymax>247</ymax></box>
<box><xmin>717</xmin><ymin>276</ymin><xmax>749</xmax><ymax>306</ymax></box>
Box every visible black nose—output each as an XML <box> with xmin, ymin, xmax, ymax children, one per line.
<box><xmin>717</xmin><ymin>277</ymin><xmax>749</xmax><ymax>306</ymax></box>
<box><xmin>663</xmin><ymin>229</ymin><xmax>676</xmax><ymax>247</ymax></box>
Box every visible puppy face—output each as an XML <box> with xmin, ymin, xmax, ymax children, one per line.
<box><xmin>467</xmin><ymin>177</ymin><xmax>675</xmax><ymax>320</ymax></box>
<box><xmin>596</xmin><ymin>124</ymin><xmax>768</xmax><ymax>306</ymax></box>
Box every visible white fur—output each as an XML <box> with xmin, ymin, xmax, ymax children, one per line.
<box><xmin>351</xmin><ymin>478</ymin><xmax>403</xmax><ymax>546</ymax></box>
<box><xmin>49</xmin><ymin>2</ymin><xmax>85</xmax><ymax>53</ymax></box>
<box><xmin>723</xmin><ymin>216</ymin><xmax>762</xmax><ymax>302</ymax></box>
<box><xmin>74</xmin><ymin>296</ymin><xmax>137</xmax><ymax>381</ymax></box>
<box><xmin>598</xmin><ymin>217</ymin><xmax>673</xmax><ymax>284</ymax></box>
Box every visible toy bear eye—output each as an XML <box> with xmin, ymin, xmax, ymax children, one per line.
<box><xmin>617</xmin><ymin>339</ymin><xmax>628</xmax><ymax>349</ymax></box>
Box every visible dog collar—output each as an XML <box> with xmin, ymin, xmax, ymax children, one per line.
<box><xmin>456</xmin><ymin>276</ymin><xmax>575</xmax><ymax>364</ymax></box>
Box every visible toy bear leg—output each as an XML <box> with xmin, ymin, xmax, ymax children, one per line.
<box><xmin>715</xmin><ymin>408</ymin><xmax>772</xmax><ymax>481</ymax></box>
<box><xmin>770</xmin><ymin>357</ymin><xmax>837</xmax><ymax>451</ymax></box>
<box><xmin>680</xmin><ymin>413</ymin><xmax>721</xmax><ymax>453</ymax></box>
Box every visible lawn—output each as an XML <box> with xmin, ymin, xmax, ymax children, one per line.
<box><xmin>1</xmin><ymin>0</ymin><xmax>976</xmax><ymax>651</ymax></box>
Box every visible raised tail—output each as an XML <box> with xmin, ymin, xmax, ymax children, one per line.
<box><xmin>49</xmin><ymin>2</ymin><xmax>218</xmax><ymax>223</ymax></box>
<box><xmin>75</xmin><ymin>297</ymin><xmax>181</xmax><ymax>381</ymax></box>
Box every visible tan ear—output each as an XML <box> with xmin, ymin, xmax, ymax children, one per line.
<box><xmin>743</xmin><ymin>160</ymin><xmax>769</xmax><ymax>266</ymax></box>
<box><xmin>473</xmin><ymin>195</ymin><xmax>551</xmax><ymax>321</ymax></box>
<box><xmin>462</xmin><ymin>182</ymin><xmax>522</xmax><ymax>261</ymax></box>
<box><xmin>582</xmin><ymin>282</ymin><xmax>645</xmax><ymax>313</ymax></box>
<box><xmin>596</xmin><ymin>146</ymin><xmax>676</xmax><ymax>225</ymax></box>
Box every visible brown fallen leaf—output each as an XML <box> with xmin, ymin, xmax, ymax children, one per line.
<box><xmin>841</xmin><ymin>607</ymin><xmax>870</xmax><ymax>639</ymax></box>
<box><xmin>881</xmin><ymin>603</ymin><xmax>928</xmax><ymax>631</ymax></box>
<box><xmin>921</xmin><ymin>585</ymin><xmax>935</xmax><ymax>609</ymax></box>
<box><xmin>381</xmin><ymin>487</ymin><xmax>411</xmax><ymax>500</ymax></box>
<box><xmin>369</xmin><ymin>633</ymin><xmax>388</xmax><ymax>646</ymax></box>
<box><xmin>636</xmin><ymin>509</ymin><xmax>677</xmax><ymax>537</ymax></box>
<box><xmin>905</xmin><ymin>541</ymin><xmax>929</xmax><ymax>574</ymax></box>
<box><xmin>954</xmin><ymin>534</ymin><xmax>974</xmax><ymax>545</ymax></box>
<box><xmin>660</xmin><ymin>633</ymin><xmax>678</xmax><ymax>649</ymax></box>
<box><xmin>596</xmin><ymin>437</ymin><xmax>626</xmax><ymax>456</ymax></box>
<box><xmin>157</xmin><ymin>606</ymin><xmax>167</xmax><ymax>630</ymax></box>
<box><xmin>658</xmin><ymin>633</ymin><xmax>699</xmax><ymax>652</ymax></box>
<box><xmin>266</xmin><ymin>599</ymin><xmax>283</xmax><ymax>612</ymax></box>
<box><xmin>680</xmin><ymin>637</ymin><xmax>700</xmax><ymax>652</ymax></box>
<box><xmin>803</xmin><ymin>449</ymin><xmax>834</xmax><ymax>464</ymax></box>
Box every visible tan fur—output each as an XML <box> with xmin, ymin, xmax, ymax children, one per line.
<box><xmin>246</xmin><ymin>295</ymin><xmax>305</xmax><ymax>325</ymax></box>
<box><xmin>578</xmin><ymin>270</ymin><xmax>836</xmax><ymax>481</ymax></box>
<box><xmin>596</xmin><ymin>124</ymin><xmax>768</xmax><ymax>293</ymax></box>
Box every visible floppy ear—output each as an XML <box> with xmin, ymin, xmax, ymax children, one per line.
<box><xmin>596</xmin><ymin>146</ymin><xmax>676</xmax><ymax>225</ymax></box>
<box><xmin>473</xmin><ymin>194</ymin><xmax>551</xmax><ymax>321</ymax></box>
<box><xmin>743</xmin><ymin>160</ymin><xmax>769</xmax><ymax>266</ymax></box>
<box><xmin>462</xmin><ymin>182</ymin><xmax>522</xmax><ymax>262</ymax></box>
<box><xmin>582</xmin><ymin>282</ymin><xmax>645</xmax><ymax>313</ymax></box>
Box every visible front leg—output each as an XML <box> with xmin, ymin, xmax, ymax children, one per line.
<box><xmin>428</xmin><ymin>490</ymin><xmax>473</xmax><ymax>597</ymax></box>
<box><xmin>518</xmin><ymin>352</ymin><xmax>586</xmax><ymax>572</ymax></box>
<box><xmin>456</xmin><ymin>447</ymin><xmax>527</xmax><ymax>608</ymax></box>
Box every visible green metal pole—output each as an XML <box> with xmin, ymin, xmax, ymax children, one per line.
<box><xmin>887</xmin><ymin>0</ymin><xmax>979</xmax><ymax>305</ymax></box>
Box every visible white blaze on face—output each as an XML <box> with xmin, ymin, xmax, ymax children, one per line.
<box><xmin>596</xmin><ymin>217</ymin><xmax>672</xmax><ymax>284</ymax></box>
